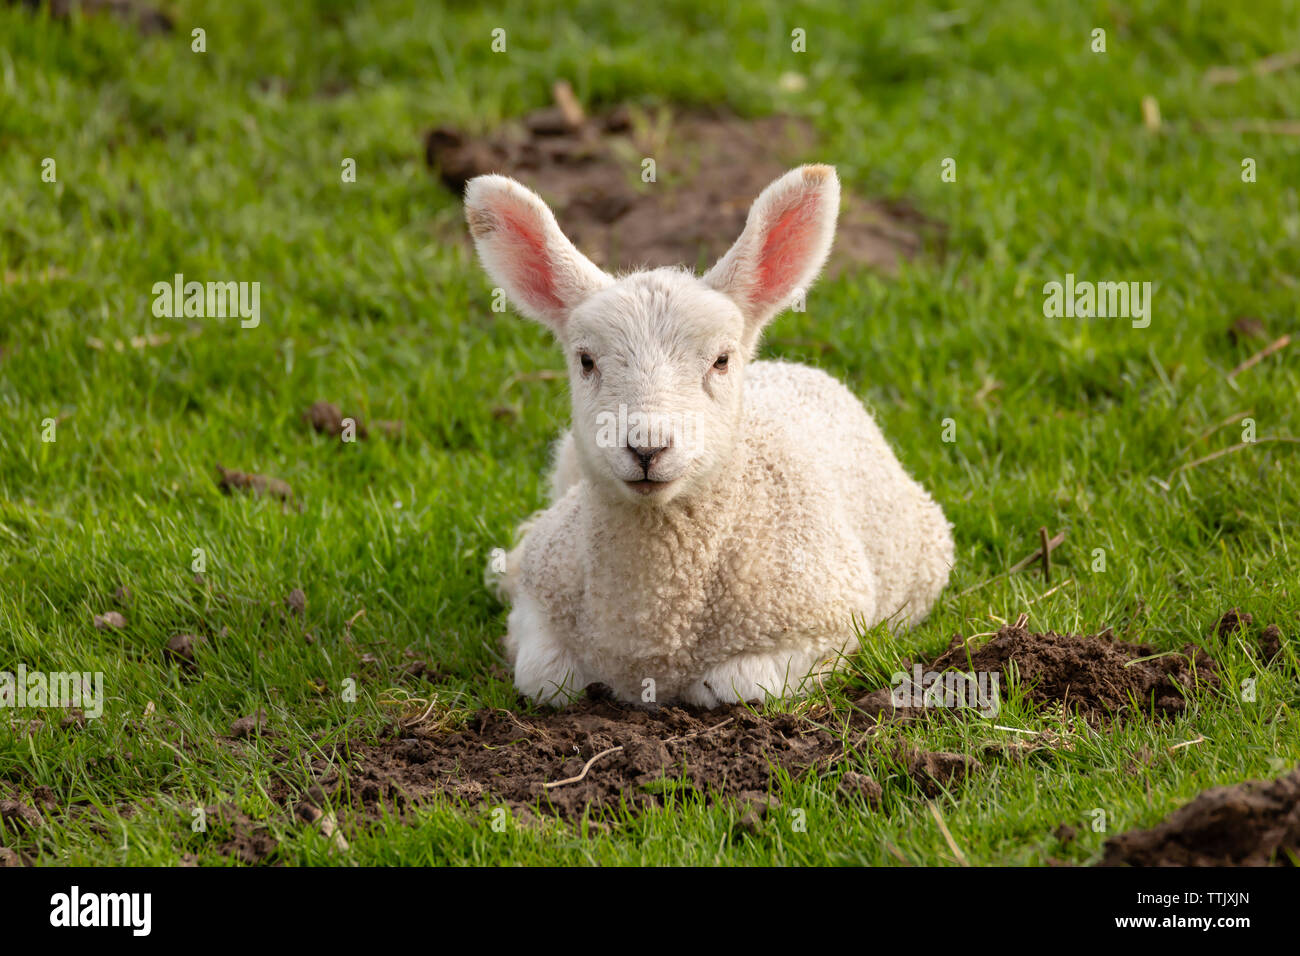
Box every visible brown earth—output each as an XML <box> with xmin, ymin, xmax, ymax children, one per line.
<box><xmin>92</xmin><ymin>610</ymin><xmax>126</xmax><ymax>630</ymax></box>
<box><xmin>426</xmin><ymin>99</ymin><xmax>940</xmax><ymax>277</ymax></box>
<box><xmin>203</xmin><ymin>804</ymin><xmax>279</xmax><ymax>865</ymax></box>
<box><xmin>1100</xmin><ymin>768</ymin><xmax>1300</xmax><ymax>866</ymax></box>
<box><xmin>303</xmin><ymin>400</ymin><xmax>368</xmax><ymax>439</ymax></box>
<box><xmin>296</xmin><ymin>697</ymin><xmax>969</xmax><ymax>823</ymax></box>
<box><xmin>921</xmin><ymin>623</ymin><xmax>1220</xmax><ymax>725</ymax></box>
<box><xmin>164</xmin><ymin>632</ymin><xmax>205</xmax><ymax>670</ymax></box>
<box><xmin>0</xmin><ymin>622</ymin><xmax>1231</xmax><ymax>863</ymax></box>
<box><xmin>1209</xmin><ymin>607</ymin><xmax>1291</xmax><ymax>666</ymax></box>
<box><xmin>215</xmin><ymin>465</ymin><xmax>293</xmax><ymax>502</ymax></box>
<box><xmin>1259</xmin><ymin>624</ymin><xmax>1286</xmax><ymax>663</ymax></box>
<box><xmin>283</xmin><ymin>624</ymin><xmax>1219</xmax><ymax>826</ymax></box>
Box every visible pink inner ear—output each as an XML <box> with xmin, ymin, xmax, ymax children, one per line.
<box><xmin>755</xmin><ymin>192</ymin><xmax>821</xmax><ymax>308</ymax></box>
<box><xmin>500</xmin><ymin>207</ymin><xmax>565</xmax><ymax>313</ymax></box>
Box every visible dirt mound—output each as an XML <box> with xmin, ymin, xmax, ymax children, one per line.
<box><xmin>1100</xmin><ymin>768</ymin><xmax>1300</xmax><ymax>866</ymax></box>
<box><xmin>1210</xmin><ymin>607</ymin><xmax>1291</xmax><ymax>667</ymax></box>
<box><xmin>302</xmin><ymin>696</ymin><xmax>976</xmax><ymax>822</ymax></box>
<box><xmin>211</xmin><ymin>808</ymin><xmax>279</xmax><ymax>865</ymax></box>
<box><xmin>427</xmin><ymin>93</ymin><xmax>938</xmax><ymax>276</ymax></box>
<box><xmin>285</xmin><ymin>625</ymin><xmax>1219</xmax><ymax>824</ymax></box>
<box><xmin>1259</xmin><ymin>624</ymin><xmax>1287</xmax><ymax>663</ymax></box>
<box><xmin>215</xmin><ymin>465</ymin><xmax>293</xmax><ymax>502</ymax></box>
<box><xmin>301</xmin><ymin>401</ymin><xmax>403</xmax><ymax>440</ymax></box>
<box><xmin>925</xmin><ymin>624</ymin><xmax>1219</xmax><ymax>724</ymax></box>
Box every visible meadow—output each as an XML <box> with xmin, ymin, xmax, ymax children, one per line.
<box><xmin>0</xmin><ymin>0</ymin><xmax>1297</xmax><ymax>865</ymax></box>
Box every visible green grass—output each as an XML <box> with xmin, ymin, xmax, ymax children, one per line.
<box><xmin>1</xmin><ymin>0</ymin><xmax>1298</xmax><ymax>865</ymax></box>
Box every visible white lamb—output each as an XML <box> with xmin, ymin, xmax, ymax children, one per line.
<box><xmin>465</xmin><ymin>164</ymin><xmax>954</xmax><ymax>707</ymax></box>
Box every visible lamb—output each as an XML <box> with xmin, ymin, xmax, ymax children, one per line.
<box><xmin>465</xmin><ymin>164</ymin><xmax>954</xmax><ymax>707</ymax></box>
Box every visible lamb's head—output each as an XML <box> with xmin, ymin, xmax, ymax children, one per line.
<box><xmin>465</xmin><ymin>164</ymin><xmax>840</xmax><ymax>505</ymax></box>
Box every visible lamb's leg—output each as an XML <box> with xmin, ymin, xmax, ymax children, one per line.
<box><xmin>683</xmin><ymin>645</ymin><xmax>840</xmax><ymax>707</ymax></box>
<box><xmin>507</xmin><ymin>591</ymin><xmax>589</xmax><ymax>705</ymax></box>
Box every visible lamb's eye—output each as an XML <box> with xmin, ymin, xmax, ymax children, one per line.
<box><xmin>579</xmin><ymin>352</ymin><xmax>595</xmax><ymax>375</ymax></box>
<box><xmin>713</xmin><ymin>353</ymin><xmax>729</xmax><ymax>371</ymax></box>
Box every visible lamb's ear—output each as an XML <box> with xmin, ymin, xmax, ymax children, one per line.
<box><xmin>464</xmin><ymin>174</ymin><xmax>611</xmax><ymax>332</ymax></box>
<box><xmin>703</xmin><ymin>164</ymin><xmax>840</xmax><ymax>336</ymax></box>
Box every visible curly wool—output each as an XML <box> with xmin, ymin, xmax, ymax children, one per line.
<box><xmin>502</xmin><ymin>359</ymin><xmax>954</xmax><ymax>706</ymax></box>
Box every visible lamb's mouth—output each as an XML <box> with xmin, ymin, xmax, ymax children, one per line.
<box><xmin>625</xmin><ymin>478</ymin><xmax>676</xmax><ymax>496</ymax></box>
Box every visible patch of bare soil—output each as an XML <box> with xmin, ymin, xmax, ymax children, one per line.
<box><xmin>215</xmin><ymin>465</ymin><xmax>293</xmax><ymax>502</ymax></box>
<box><xmin>295</xmin><ymin>697</ymin><xmax>976</xmax><ymax>823</ymax></box>
<box><xmin>302</xmin><ymin>401</ymin><xmax>402</xmax><ymax>440</ymax></box>
<box><xmin>1100</xmin><ymin>768</ymin><xmax>1300</xmax><ymax>866</ymax></box>
<box><xmin>426</xmin><ymin>89</ymin><xmax>939</xmax><ymax>276</ymax></box>
<box><xmin>164</xmin><ymin>632</ymin><xmax>205</xmax><ymax>671</ymax></box>
<box><xmin>203</xmin><ymin>804</ymin><xmax>279</xmax><ymax>865</ymax></box>
<box><xmin>92</xmin><ymin>610</ymin><xmax>126</xmax><ymax>630</ymax></box>
<box><xmin>284</xmin><ymin>624</ymin><xmax>1220</xmax><ymax>824</ymax></box>
<box><xmin>1211</xmin><ymin>607</ymin><xmax>1292</xmax><ymax>667</ymax></box>
<box><xmin>1259</xmin><ymin>624</ymin><xmax>1287</xmax><ymax>664</ymax></box>
<box><xmin>924</xmin><ymin>623</ymin><xmax>1219</xmax><ymax>724</ymax></box>
<box><xmin>0</xmin><ymin>785</ymin><xmax>58</xmax><ymax>865</ymax></box>
<box><xmin>2</xmin><ymin>623</ymin><xmax>1230</xmax><ymax>860</ymax></box>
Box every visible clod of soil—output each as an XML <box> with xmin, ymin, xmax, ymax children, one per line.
<box><xmin>1210</xmin><ymin>609</ymin><xmax>1289</xmax><ymax>667</ymax></box>
<box><xmin>92</xmin><ymin>611</ymin><xmax>126</xmax><ymax>630</ymax></box>
<box><xmin>219</xmin><ymin>827</ymin><xmax>277</xmax><ymax>864</ymax></box>
<box><xmin>0</xmin><ymin>799</ymin><xmax>43</xmax><ymax>832</ymax></box>
<box><xmin>298</xmin><ymin>696</ymin><xmax>967</xmax><ymax>822</ymax></box>
<box><xmin>215</xmin><ymin>465</ymin><xmax>293</xmax><ymax>502</ymax></box>
<box><xmin>230</xmin><ymin>710</ymin><xmax>267</xmax><ymax>739</ymax></box>
<box><xmin>1228</xmin><ymin>316</ymin><xmax>1268</xmax><ymax>343</ymax></box>
<box><xmin>302</xmin><ymin>401</ymin><xmax>401</xmax><ymax>439</ymax></box>
<box><xmin>733</xmin><ymin>792</ymin><xmax>781</xmax><ymax>835</ymax></box>
<box><xmin>400</xmin><ymin>657</ymin><xmax>442</xmax><ymax>681</ymax></box>
<box><xmin>853</xmin><ymin>687</ymin><xmax>925</xmax><ymax>722</ymax></box>
<box><xmin>839</xmin><ymin>771</ymin><xmax>884</xmax><ymax>806</ymax></box>
<box><xmin>164</xmin><ymin>632</ymin><xmax>205</xmax><ymax>670</ymax></box>
<box><xmin>899</xmin><ymin>746</ymin><xmax>982</xmax><ymax>797</ymax></box>
<box><xmin>202</xmin><ymin>805</ymin><xmax>278</xmax><ymax>865</ymax></box>
<box><xmin>303</xmin><ymin>400</ymin><xmax>367</xmax><ymax>439</ymax></box>
<box><xmin>427</xmin><ymin>100</ymin><xmax>939</xmax><ymax>276</ymax></box>
<box><xmin>1100</xmin><ymin>768</ymin><xmax>1300</xmax><ymax>866</ymax></box>
<box><xmin>925</xmin><ymin>623</ymin><xmax>1219</xmax><ymax>724</ymax></box>
<box><xmin>1259</xmin><ymin>624</ymin><xmax>1286</xmax><ymax>663</ymax></box>
<box><xmin>1214</xmin><ymin>607</ymin><xmax>1252</xmax><ymax>636</ymax></box>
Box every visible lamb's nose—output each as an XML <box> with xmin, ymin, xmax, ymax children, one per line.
<box><xmin>629</xmin><ymin>446</ymin><xmax>668</xmax><ymax>474</ymax></box>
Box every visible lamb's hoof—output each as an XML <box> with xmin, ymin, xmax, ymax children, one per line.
<box><xmin>582</xmin><ymin>681</ymin><xmax>662</xmax><ymax>712</ymax></box>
